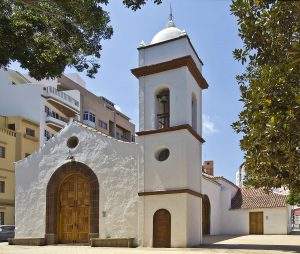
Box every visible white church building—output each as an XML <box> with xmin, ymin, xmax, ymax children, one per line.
<box><xmin>12</xmin><ymin>16</ymin><xmax>291</xmax><ymax>247</ymax></box>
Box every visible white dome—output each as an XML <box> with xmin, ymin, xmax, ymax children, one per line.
<box><xmin>150</xmin><ymin>20</ymin><xmax>185</xmax><ymax>45</ymax></box>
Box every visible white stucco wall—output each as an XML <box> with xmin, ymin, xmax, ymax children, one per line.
<box><xmin>186</xmin><ymin>194</ymin><xmax>202</xmax><ymax>245</ymax></box>
<box><xmin>138</xmin><ymin>130</ymin><xmax>201</xmax><ymax>192</ymax></box>
<box><xmin>142</xmin><ymin>193</ymin><xmax>201</xmax><ymax>247</ymax></box>
<box><xmin>221</xmin><ymin>207</ymin><xmax>289</xmax><ymax>235</ymax></box>
<box><xmin>203</xmin><ymin>177</ymin><xmax>289</xmax><ymax>236</ymax></box>
<box><xmin>14</xmin><ymin>121</ymin><xmax>140</xmax><ymax>240</ymax></box>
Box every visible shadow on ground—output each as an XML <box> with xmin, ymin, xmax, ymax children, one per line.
<box><xmin>200</xmin><ymin>235</ymin><xmax>300</xmax><ymax>253</ymax></box>
<box><xmin>202</xmin><ymin>235</ymin><xmax>242</xmax><ymax>244</ymax></box>
<box><xmin>199</xmin><ymin>244</ymin><xmax>300</xmax><ymax>253</ymax></box>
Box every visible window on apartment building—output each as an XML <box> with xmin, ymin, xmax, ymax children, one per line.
<box><xmin>83</xmin><ymin>111</ymin><xmax>89</xmax><ymax>121</ymax></box>
<box><xmin>0</xmin><ymin>146</ymin><xmax>5</xmax><ymax>158</ymax></box>
<box><xmin>7</xmin><ymin>124</ymin><xmax>15</xmax><ymax>131</ymax></box>
<box><xmin>44</xmin><ymin>130</ymin><xmax>52</xmax><ymax>141</ymax></box>
<box><xmin>26</xmin><ymin>128</ymin><xmax>35</xmax><ymax>137</ymax></box>
<box><xmin>0</xmin><ymin>212</ymin><xmax>4</xmax><ymax>225</ymax></box>
<box><xmin>89</xmin><ymin>113</ymin><xmax>95</xmax><ymax>123</ymax></box>
<box><xmin>45</xmin><ymin>106</ymin><xmax>50</xmax><ymax>115</ymax></box>
<box><xmin>0</xmin><ymin>181</ymin><xmax>5</xmax><ymax>193</ymax></box>
<box><xmin>99</xmin><ymin>120</ymin><xmax>108</xmax><ymax>130</ymax></box>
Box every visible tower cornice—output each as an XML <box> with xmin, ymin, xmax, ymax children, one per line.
<box><xmin>131</xmin><ymin>55</ymin><xmax>208</xmax><ymax>90</ymax></box>
<box><xmin>136</xmin><ymin>124</ymin><xmax>205</xmax><ymax>143</ymax></box>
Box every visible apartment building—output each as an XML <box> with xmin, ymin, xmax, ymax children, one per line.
<box><xmin>0</xmin><ymin>115</ymin><xmax>39</xmax><ymax>225</ymax></box>
<box><xmin>56</xmin><ymin>74</ymin><xmax>135</xmax><ymax>142</ymax></box>
<box><xmin>0</xmin><ymin>69</ymin><xmax>81</xmax><ymax>144</ymax></box>
<box><xmin>0</xmin><ymin>69</ymin><xmax>135</xmax><ymax>143</ymax></box>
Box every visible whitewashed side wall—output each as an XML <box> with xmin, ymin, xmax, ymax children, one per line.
<box><xmin>139</xmin><ymin>130</ymin><xmax>201</xmax><ymax>192</ymax></box>
<box><xmin>216</xmin><ymin>178</ymin><xmax>239</xmax><ymax>199</ymax></box>
<box><xmin>221</xmin><ymin>207</ymin><xmax>289</xmax><ymax>235</ymax></box>
<box><xmin>14</xmin><ymin>122</ymin><xmax>140</xmax><ymax>240</ymax></box>
<box><xmin>186</xmin><ymin>70</ymin><xmax>202</xmax><ymax>135</ymax></box>
<box><xmin>186</xmin><ymin>194</ymin><xmax>202</xmax><ymax>246</ymax></box>
<box><xmin>202</xmin><ymin>178</ymin><xmax>222</xmax><ymax>235</ymax></box>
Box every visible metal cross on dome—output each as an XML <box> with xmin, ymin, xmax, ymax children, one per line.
<box><xmin>167</xmin><ymin>3</ymin><xmax>175</xmax><ymax>27</ymax></box>
<box><xmin>169</xmin><ymin>3</ymin><xmax>173</xmax><ymax>21</ymax></box>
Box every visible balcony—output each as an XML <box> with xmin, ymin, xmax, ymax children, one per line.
<box><xmin>157</xmin><ymin>113</ymin><xmax>170</xmax><ymax>129</ymax></box>
<box><xmin>0</xmin><ymin>127</ymin><xmax>16</xmax><ymax>137</ymax></box>
<box><xmin>42</xmin><ymin>86</ymin><xmax>80</xmax><ymax>116</ymax></box>
<box><xmin>45</xmin><ymin>114</ymin><xmax>68</xmax><ymax>132</ymax></box>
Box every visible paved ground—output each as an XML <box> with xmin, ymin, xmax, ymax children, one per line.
<box><xmin>0</xmin><ymin>235</ymin><xmax>299</xmax><ymax>254</ymax></box>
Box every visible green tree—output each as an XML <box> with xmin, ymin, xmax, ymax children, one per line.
<box><xmin>231</xmin><ymin>0</ymin><xmax>300</xmax><ymax>193</ymax></box>
<box><xmin>287</xmin><ymin>190</ymin><xmax>300</xmax><ymax>206</ymax></box>
<box><xmin>0</xmin><ymin>0</ymin><xmax>162</xmax><ymax>80</ymax></box>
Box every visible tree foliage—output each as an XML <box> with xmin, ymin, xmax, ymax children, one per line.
<box><xmin>0</xmin><ymin>0</ymin><xmax>162</xmax><ymax>80</ymax></box>
<box><xmin>231</xmin><ymin>0</ymin><xmax>300</xmax><ymax>193</ymax></box>
<box><xmin>287</xmin><ymin>190</ymin><xmax>300</xmax><ymax>206</ymax></box>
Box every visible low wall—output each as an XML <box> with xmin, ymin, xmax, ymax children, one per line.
<box><xmin>90</xmin><ymin>238</ymin><xmax>135</xmax><ymax>247</ymax></box>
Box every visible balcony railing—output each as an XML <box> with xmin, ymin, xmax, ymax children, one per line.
<box><xmin>43</xmin><ymin>86</ymin><xmax>79</xmax><ymax>111</ymax></box>
<box><xmin>46</xmin><ymin>112</ymin><xmax>68</xmax><ymax>123</ymax></box>
<box><xmin>157</xmin><ymin>113</ymin><xmax>170</xmax><ymax>129</ymax></box>
<box><xmin>0</xmin><ymin>127</ymin><xmax>16</xmax><ymax>137</ymax></box>
<box><xmin>45</xmin><ymin>110</ymin><xmax>69</xmax><ymax>130</ymax></box>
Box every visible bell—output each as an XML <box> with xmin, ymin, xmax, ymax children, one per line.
<box><xmin>158</xmin><ymin>95</ymin><xmax>168</xmax><ymax>103</ymax></box>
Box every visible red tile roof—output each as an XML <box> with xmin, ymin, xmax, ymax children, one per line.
<box><xmin>231</xmin><ymin>188</ymin><xmax>287</xmax><ymax>209</ymax></box>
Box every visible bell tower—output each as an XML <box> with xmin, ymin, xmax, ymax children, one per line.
<box><xmin>132</xmin><ymin>13</ymin><xmax>208</xmax><ymax>247</ymax></box>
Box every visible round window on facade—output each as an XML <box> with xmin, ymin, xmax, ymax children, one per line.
<box><xmin>155</xmin><ymin>148</ymin><xmax>170</xmax><ymax>162</ymax></box>
<box><xmin>67</xmin><ymin>136</ymin><xmax>79</xmax><ymax>149</ymax></box>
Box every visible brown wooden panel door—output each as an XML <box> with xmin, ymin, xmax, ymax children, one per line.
<box><xmin>59</xmin><ymin>175</ymin><xmax>76</xmax><ymax>243</ymax></box>
<box><xmin>249</xmin><ymin>212</ymin><xmax>263</xmax><ymax>234</ymax></box>
<box><xmin>76</xmin><ymin>176</ymin><xmax>90</xmax><ymax>243</ymax></box>
<box><xmin>153</xmin><ymin>209</ymin><xmax>171</xmax><ymax>248</ymax></box>
<box><xmin>58</xmin><ymin>174</ymin><xmax>90</xmax><ymax>243</ymax></box>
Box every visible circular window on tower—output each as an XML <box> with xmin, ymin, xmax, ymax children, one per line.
<box><xmin>155</xmin><ymin>148</ymin><xmax>170</xmax><ymax>162</ymax></box>
<box><xmin>67</xmin><ymin>136</ymin><xmax>79</xmax><ymax>149</ymax></box>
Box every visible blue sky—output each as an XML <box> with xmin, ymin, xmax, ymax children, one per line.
<box><xmin>12</xmin><ymin>0</ymin><xmax>245</xmax><ymax>182</ymax></box>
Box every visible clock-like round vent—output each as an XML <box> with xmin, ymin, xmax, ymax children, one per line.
<box><xmin>155</xmin><ymin>148</ymin><xmax>170</xmax><ymax>162</ymax></box>
<box><xmin>67</xmin><ymin>136</ymin><xmax>79</xmax><ymax>149</ymax></box>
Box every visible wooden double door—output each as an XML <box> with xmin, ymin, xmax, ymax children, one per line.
<box><xmin>249</xmin><ymin>212</ymin><xmax>264</xmax><ymax>234</ymax></box>
<box><xmin>58</xmin><ymin>174</ymin><xmax>90</xmax><ymax>243</ymax></box>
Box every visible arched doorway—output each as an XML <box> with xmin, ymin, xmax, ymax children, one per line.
<box><xmin>153</xmin><ymin>209</ymin><xmax>171</xmax><ymax>248</ymax></box>
<box><xmin>46</xmin><ymin>161</ymin><xmax>99</xmax><ymax>244</ymax></box>
<box><xmin>202</xmin><ymin>195</ymin><xmax>211</xmax><ymax>235</ymax></box>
